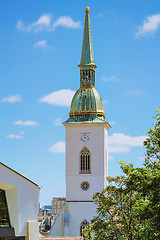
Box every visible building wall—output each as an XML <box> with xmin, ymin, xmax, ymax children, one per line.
<box><xmin>65</xmin><ymin>202</ymin><xmax>97</xmax><ymax>237</ymax></box>
<box><xmin>49</xmin><ymin>201</ymin><xmax>97</xmax><ymax>237</ymax></box>
<box><xmin>48</xmin><ymin>206</ymin><xmax>64</xmax><ymax>237</ymax></box>
<box><xmin>0</xmin><ymin>164</ymin><xmax>39</xmax><ymax>237</ymax></box>
<box><xmin>65</xmin><ymin>122</ymin><xmax>109</xmax><ymax>201</ymax></box>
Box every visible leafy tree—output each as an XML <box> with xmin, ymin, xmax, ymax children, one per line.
<box><xmin>124</xmin><ymin>107</ymin><xmax>160</xmax><ymax>236</ymax></box>
<box><xmin>138</xmin><ymin>107</ymin><xmax>160</xmax><ymax>234</ymax></box>
<box><xmin>120</xmin><ymin>162</ymin><xmax>158</xmax><ymax>239</ymax></box>
<box><xmin>83</xmin><ymin>174</ymin><xmax>144</xmax><ymax>240</ymax></box>
<box><xmin>144</xmin><ymin>107</ymin><xmax>160</xmax><ymax>163</ymax></box>
<box><xmin>84</xmin><ymin>107</ymin><xmax>160</xmax><ymax>240</ymax></box>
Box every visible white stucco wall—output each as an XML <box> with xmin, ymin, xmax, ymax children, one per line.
<box><xmin>0</xmin><ymin>163</ymin><xmax>39</xmax><ymax>237</ymax></box>
<box><xmin>65</xmin><ymin>202</ymin><xmax>97</xmax><ymax>237</ymax></box>
<box><xmin>65</xmin><ymin>122</ymin><xmax>109</xmax><ymax>201</ymax></box>
<box><xmin>48</xmin><ymin>207</ymin><xmax>64</xmax><ymax>237</ymax></box>
<box><xmin>49</xmin><ymin>201</ymin><xmax>97</xmax><ymax>237</ymax></box>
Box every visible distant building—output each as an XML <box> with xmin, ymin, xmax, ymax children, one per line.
<box><xmin>42</xmin><ymin>205</ymin><xmax>52</xmax><ymax>215</ymax></box>
<box><xmin>52</xmin><ymin>198</ymin><xmax>66</xmax><ymax>216</ymax></box>
<box><xmin>44</xmin><ymin>205</ymin><xmax>52</xmax><ymax>210</ymax></box>
<box><xmin>0</xmin><ymin>162</ymin><xmax>39</xmax><ymax>240</ymax></box>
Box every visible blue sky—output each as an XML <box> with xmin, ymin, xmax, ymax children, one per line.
<box><xmin>0</xmin><ymin>0</ymin><xmax>160</xmax><ymax>205</ymax></box>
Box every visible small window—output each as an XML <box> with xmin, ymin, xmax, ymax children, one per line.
<box><xmin>80</xmin><ymin>148</ymin><xmax>91</xmax><ymax>174</ymax></box>
<box><xmin>80</xmin><ymin>219</ymin><xmax>89</xmax><ymax>237</ymax></box>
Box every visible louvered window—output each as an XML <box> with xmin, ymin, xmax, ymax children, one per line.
<box><xmin>80</xmin><ymin>148</ymin><xmax>91</xmax><ymax>173</ymax></box>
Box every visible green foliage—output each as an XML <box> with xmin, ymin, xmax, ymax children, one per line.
<box><xmin>84</xmin><ymin>107</ymin><xmax>160</xmax><ymax>240</ymax></box>
<box><xmin>144</xmin><ymin>107</ymin><xmax>160</xmax><ymax>163</ymax></box>
<box><xmin>84</xmin><ymin>174</ymin><xmax>146</xmax><ymax>240</ymax></box>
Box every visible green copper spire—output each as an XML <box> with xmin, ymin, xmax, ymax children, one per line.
<box><xmin>78</xmin><ymin>7</ymin><xmax>97</xmax><ymax>87</ymax></box>
<box><xmin>79</xmin><ymin>7</ymin><xmax>97</xmax><ymax>70</ymax></box>
<box><xmin>64</xmin><ymin>7</ymin><xmax>109</xmax><ymax>124</ymax></box>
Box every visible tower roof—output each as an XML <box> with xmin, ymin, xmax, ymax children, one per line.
<box><xmin>64</xmin><ymin>7</ymin><xmax>109</xmax><ymax>125</ymax></box>
<box><xmin>78</xmin><ymin>7</ymin><xmax>97</xmax><ymax>70</ymax></box>
<box><xmin>69</xmin><ymin>87</ymin><xmax>105</xmax><ymax>119</ymax></box>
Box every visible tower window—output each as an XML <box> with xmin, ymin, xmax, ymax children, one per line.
<box><xmin>80</xmin><ymin>148</ymin><xmax>91</xmax><ymax>173</ymax></box>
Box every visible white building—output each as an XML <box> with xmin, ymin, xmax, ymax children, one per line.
<box><xmin>49</xmin><ymin>7</ymin><xmax>110</xmax><ymax>237</ymax></box>
<box><xmin>0</xmin><ymin>162</ymin><xmax>39</xmax><ymax>240</ymax></box>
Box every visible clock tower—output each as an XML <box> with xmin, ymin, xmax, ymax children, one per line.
<box><xmin>49</xmin><ymin>7</ymin><xmax>111</xmax><ymax>237</ymax></box>
<box><xmin>63</xmin><ymin>7</ymin><xmax>111</xmax><ymax>237</ymax></box>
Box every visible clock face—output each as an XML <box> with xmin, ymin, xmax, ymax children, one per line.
<box><xmin>80</xmin><ymin>133</ymin><xmax>90</xmax><ymax>142</ymax></box>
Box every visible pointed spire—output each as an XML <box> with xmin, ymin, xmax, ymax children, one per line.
<box><xmin>65</xmin><ymin>7</ymin><xmax>107</xmax><ymax>123</ymax></box>
<box><xmin>78</xmin><ymin>7</ymin><xmax>97</xmax><ymax>70</ymax></box>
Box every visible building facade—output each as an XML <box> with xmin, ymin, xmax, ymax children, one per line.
<box><xmin>52</xmin><ymin>198</ymin><xmax>66</xmax><ymax>216</ymax></box>
<box><xmin>49</xmin><ymin>7</ymin><xmax>110</xmax><ymax>237</ymax></box>
<box><xmin>0</xmin><ymin>162</ymin><xmax>39</xmax><ymax>240</ymax></box>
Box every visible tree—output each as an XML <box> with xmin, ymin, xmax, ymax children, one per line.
<box><xmin>139</xmin><ymin>107</ymin><xmax>160</xmax><ymax>234</ymax></box>
<box><xmin>125</xmin><ymin>107</ymin><xmax>160</xmax><ymax>236</ymax></box>
<box><xmin>144</xmin><ymin>107</ymin><xmax>160</xmax><ymax>163</ymax></box>
<box><xmin>84</xmin><ymin>107</ymin><xmax>160</xmax><ymax>240</ymax></box>
<box><xmin>83</xmin><ymin>174</ymin><xmax>144</xmax><ymax>240</ymax></box>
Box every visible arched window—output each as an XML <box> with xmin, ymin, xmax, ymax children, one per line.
<box><xmin>80</xmin><ymin>219</ymin><xmax>89</xmax><ymax>237</ymax></box>
<box><xmin>80</xmin><ymin>148</ymin><xmax>91</xmax><ymax>174</ymax></box>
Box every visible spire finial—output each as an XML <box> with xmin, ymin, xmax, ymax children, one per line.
<box><xmin>85</xmin><ymin>6</ymin><xmax>90</xmax><ymax>13</ymax></box>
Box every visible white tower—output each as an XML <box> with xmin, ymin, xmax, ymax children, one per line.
<box><xmin>63</xmin><ymin>7</ymin><xmax>111</xmax><ymax>237</ymax></box>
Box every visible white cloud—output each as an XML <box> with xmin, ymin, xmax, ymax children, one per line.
<box><xmin>1</xmin><ymin>95</ymin><xmax>22</xmax><ymax>103</ymax></box>
<box><xmin>135</xmin><ymin>14</ymin><xmax>160</xmax><ymax>37</ymax></box>
<box><xmin>16</xmin><ymin>20</ymin><xmax>25</xmax><ymax>31</ymax></box>
<box><xmin>54</xmin><ymin>118</ymin><xmax>61</xmax><ymax>126</ymax></box>
<box><xmin>54</xmin><ymin>16</ymin><xmax>81</xmax><ymax>29</ymax></box>
<box><xmin>109</xmin><ymin>133</ymin><xmax>146</xmax><ymax>146</ymax></box>
<box><xmin>39</xmin><ymin>89</ymin><xmax>75</xmax><ymax>107</ymax></box>
<box><xmin>33</xmin><ymin>40</ymin><xmax>47</xmax><ymax>49</ymax></box>
<box><xmin>102</xmin><ymin>76</ymin><xmax>116</xmax><ymax>82</ymax></box>
<box><xmin>108</xmin><ymin>133</ymin><xmax>147</xmax><ymax>154</ymax></box>
<box><xmin>35</xmin><ymin>14</ymin><xmax>51</xmax><ymax>26</ymax></box>
<box><xmin>6</xmin><ymin>134</ymin><xmax>23</xmax><ymax>139</ymax></box>
<box><xmin>126</xmin><ymin>90</ymin><xmax>143</xmax><ymax>95</ymax></box>
<box><xmin>33</xmin><ymin>40</ymin><xmax>53</xmax><ymax>51</ymax></box>
<box><xmin>14</xmin><ymin>120</ymin><xmax>38</xmax><ymax>126</ymax></box>
<box><xmin>109</xmin><ymin>145</ymin><xmax>130</xmax><ymax>153</ymax></box>
<box><xmin>49</xmin><ymin>141</ymin><xmax>65</xmax><ymax>153</ymax></box>
<box><xmin>16</xmin><ymin>13</ymin><xmax>81</xmax><ymax>33</ymax></box>
<box><xmin>16</xmin><ymin>14</ymin><xmax>52</xmax><ymax>32</ymax></box>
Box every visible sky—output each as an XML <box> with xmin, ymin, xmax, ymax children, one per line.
<box><xmin>0</xmin><ymin>0</ymin><xmax>160</xmax><ymax>205</ymax></box>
